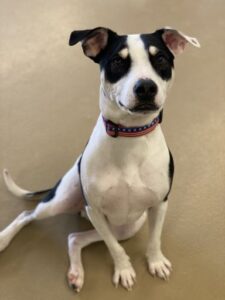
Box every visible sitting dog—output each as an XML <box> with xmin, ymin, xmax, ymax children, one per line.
<box><xmin>1</xmin><ymin>26</ymin><xmax>200</xmax><ymax>292</ymax></box>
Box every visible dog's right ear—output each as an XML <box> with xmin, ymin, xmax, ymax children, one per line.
<box><xmin>69</xmin><ymin>27</ymin><xmax>116</xmax><ymax>63</ymax></box>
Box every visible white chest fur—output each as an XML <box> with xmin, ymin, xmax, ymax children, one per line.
<box><xmin>81</xmin><ymin>116</ymin><xmax>170</xmax><ymax>226</ymax></box>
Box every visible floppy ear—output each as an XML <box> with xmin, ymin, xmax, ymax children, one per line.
<box><xmin>160</xmin><ymin>27</ymin><xmax>200</xmax><ymax>55</ymax></box>
<box><xmin>69</xmin><ymin>27</ymin><xmax>116</xmax><ymax>63</ymax></box>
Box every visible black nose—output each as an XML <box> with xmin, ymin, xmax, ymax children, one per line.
<box><xmin>133</xmin><ymin>79</ymin><xmax>158</xmax><ymax>102</ymax></box>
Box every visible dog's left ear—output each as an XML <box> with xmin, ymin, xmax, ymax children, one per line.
<box><xmin>160</xmin><ymin>27</ymin><xmax>200</xmax><ymax>55</ymax></box>
<box><xmin>69</xmin><ymin>27</ymin><xmax>117</xmax><ymax>63</ymax></box>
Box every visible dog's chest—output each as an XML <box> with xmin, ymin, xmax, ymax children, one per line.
<box><xmin>82</xmin><ymin>126</ymin><xmax>170</xmax><ymax>225</ymax></box>
<box><xmin>98</xmin><ymin>157</ymin><xmax>169</xmax><ymax>225</ymax></box>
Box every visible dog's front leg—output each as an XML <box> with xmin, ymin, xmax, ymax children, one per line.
<box><xmin>86</xmin><ymin>206</ymin><xmax>136</xmax><ymax>290</ymax></box>
<box><xmin>146</xmin><ymin>201</ymin><xmax>172</xmax><ymax>280</ymax></box>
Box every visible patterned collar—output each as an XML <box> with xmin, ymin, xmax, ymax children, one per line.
<box><xmin>102</xmin><ymin>110</ymin><xmax>163</xmax><ymax>138</ymax></box>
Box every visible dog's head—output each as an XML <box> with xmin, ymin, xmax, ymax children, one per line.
<box><xmin>69</xmin><ymin>27</ymin><xmax>200</xmax><ymax>120</ymax></box>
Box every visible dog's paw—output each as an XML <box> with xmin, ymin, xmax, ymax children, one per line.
<box><xmin>147</xmin><ymin>252</ymin><xmax>172</xmax><ymax>280</ymax></box>
<box><xmin>113</xmin><ymin>264</ymin><xmax>136</xmax><ymax>291</ymax></box>
<box><xmin>67</xmin><ymin>267</ymin><xmax>84</xmax><ymax>293</ymax></box>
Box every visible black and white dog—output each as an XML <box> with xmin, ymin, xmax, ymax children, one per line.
<box><xmin>1</xmin><ymin>27</ymin><xmax>200</xmax><ymax>292</ymax></box>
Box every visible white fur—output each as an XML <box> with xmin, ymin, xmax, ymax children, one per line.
<box><xmin>81</xmin><ymin>119</ymin><xmax>170</xmax><ymax>225</ymax></box>
<box><xmin>0</xmin><ymin>32</ymin><xmax>181</xmax><ymax>292</ymax></box>
<box><xmin>71</xmin><ymin>35</ymin><xmax>175</xmax><ymax>288</ymax></box>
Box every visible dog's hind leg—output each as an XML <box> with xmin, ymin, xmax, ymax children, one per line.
<box><xmin>67</xmin><ymin>212</ymin><xmax>147</xmax><ymax>292</ymax></box>
<box><xmin>0</xmin><ymin>162</ymin><xmax>84</xmax><ymax>252</ymax></box>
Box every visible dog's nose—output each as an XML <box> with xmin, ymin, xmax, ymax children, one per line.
<box><xmin>133</xmin><ymin>79</ymin><xmax>158</xmax><ymax>102</ymax></box>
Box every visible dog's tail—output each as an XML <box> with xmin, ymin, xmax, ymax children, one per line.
<box><xmin>3</xmin><ymin>169</ymin><xmax>51</xmax><ymax>200</ymax></box>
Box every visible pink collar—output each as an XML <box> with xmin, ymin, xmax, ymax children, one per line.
<box><xmin>102</xmin><ymin>111</ymin><xmax>163</xmax><ymax>138</ymax></box>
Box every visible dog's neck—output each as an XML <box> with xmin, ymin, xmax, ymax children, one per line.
<box><xmin>99</xmin><ymin>89</ymin><xmax>161</xmax><ymax>128</ymax></box>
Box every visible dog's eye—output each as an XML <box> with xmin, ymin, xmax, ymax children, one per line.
<box><xmin>110</xmin><ymin>56</ymin><xmax>125</xmax><ymax>71</ymax></box>
<box><xmin>155</xmin><ymin>54</ymin><xmax>168</xmax><ymax>65</ymax></box>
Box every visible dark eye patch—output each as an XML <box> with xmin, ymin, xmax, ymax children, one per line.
<box><xmin>104</xmin><ymin>54</ymin><xmax>131</xmax><ymax>83</ymax></box>
<box><xmin>150</xmin><ymin>51</ymin><xmax>172</xmax><ymax>80</ymax></box>
<box><xmin>99</xmin><ymin>36</ymin><xmax>131</xmax><ymax>83</ymax></box>
<box><xmin>141</xmin><ymin>33</ymin><xmax>174</xmax><ymax>81</ymax></box>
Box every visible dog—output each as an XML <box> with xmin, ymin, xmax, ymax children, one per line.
<box><xmin>1</xmin><ymin>26</ymin><xmax>200</xmax><ymax>292</ymax></box>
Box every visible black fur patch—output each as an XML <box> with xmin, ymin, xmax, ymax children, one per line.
<box><xmin>141</xmin><ymin>30</ymin><xmax>174</xmax><ymax>81</ymax></box>
<box><xmin>100</xmin><ymin>35</ymin><xmax>131</xmax><ymax>83</ymax></box>
<box><xmin>42</xmin><ymin>179</ymin><xmax>62</xmax><ymax>203</ymax></box>
<box><xmin>164</xmin><ymin>149</ymin><xmax>174</xmax><ymax>201</ymax></box>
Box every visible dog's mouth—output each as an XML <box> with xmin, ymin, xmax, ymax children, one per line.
<box><xmin>118</xmin><ymin>101</ymin><xmax>159</xmax><ymax>114</ymax></box>
<box><xmin>130</xmin><ymin>103</ymin><xmax>159</xmax><ymax>113</ymax></box>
